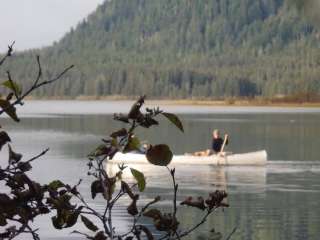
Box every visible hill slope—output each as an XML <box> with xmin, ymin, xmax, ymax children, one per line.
<box><xmin>2</xmin><ymin>0</ymin><xmax>320</xmax><ymax>99</ymax></box>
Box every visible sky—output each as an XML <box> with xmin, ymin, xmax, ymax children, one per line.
<box><xmin>0</xmin><ymin>0</ymin><xmax>104</xmax><ymax>53</ymax></box>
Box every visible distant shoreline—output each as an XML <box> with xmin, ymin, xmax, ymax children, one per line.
<box><xmin>24</xmin><ymin>96</ymin><xmax>320</xmax><ymax>108</ymax></box>
<box><xmin>151</xmin><ymin>100</ymin><xmax>320</xmax><ymax>108</ymax></box>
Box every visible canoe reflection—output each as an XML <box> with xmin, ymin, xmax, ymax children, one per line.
<box><xmin>106</xmin><ymin>162</ymin><xmax>267</xmax><ymax>194</ymax></box>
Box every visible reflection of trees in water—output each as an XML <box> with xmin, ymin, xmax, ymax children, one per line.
<box><xmin>5</xmin><ymin>112</ymin><xmax>320</xmax><ymax>161</ymax></box>
<box><xmin>106</xmin><ymin>163</ymin><xmax>268</xmax><ymax>239</ymax></box>
<box><xmin>176</xmin><ymin>170</ymin><xmax>319</xmax><ymax>240</ymax></box>
<box><xmin>105</xmin><ymin>161</ymin><xmax>320</xmax><ymax>240</ymax></box>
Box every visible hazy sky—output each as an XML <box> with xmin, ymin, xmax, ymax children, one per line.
<box><xmin>0</xmin><ymin>0</ymin><xmax>104</xmax><ymax>53</ymax></box>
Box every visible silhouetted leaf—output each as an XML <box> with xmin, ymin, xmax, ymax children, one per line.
<box><xmin>110</xmin><ymin>128</ymin><xmax>127</xmax><ymax>138</ymax></box>
<box><xmin>139</xmin><ymin>116</ymin><xmax>159</xmax><ymax>128</ymax></box>
<box><xmin>30</xmin><ymin>181</ymin><xmax>43</xmax><ymax>200</ymax></box>
<box><xmin>2</xmin><ymin>80</ymin><xmax>22</xmax><ymax>95</ymax></box>
<box><xmin>88</xmin><ymin>144</ymin><xmax>110</xmax><ymax>158</ymax></box>
<box><xmin>0</xmin><ymin>170</ymin><xmax>6</xmax><ymax>181</ymax></box>
<box><xmin>39</xmin><ymin>206</ymin><xmax>50</xmax><ymax>214</ymax></box>
<box><xmin>143</xmin><ymin>209</ymin><xmax>162</xmax><ymax>220</ymax></box>
<box><xmin>128</xmin><ymin>108</ymin><xmax>142</xmax><ymax>120</ymax></box>
<box><xmin>145</xmin><ymin>210</ymin><xmax>179</xmax><ymax>232</ymax></box>
<box><xmin>139</xmin><ymin>225</ymin><xmax>154</xmax><ymax>240</ymax></box>
<box><xmin>205</xmin><ymin>190</ymin><xmax>229</xmax><ymax>209</ymax></box>
<box><xmin>121</xmin><ymin>181</ymin><xmax>135</xmax><ymax>199</ymax></box>
<box><xmin>181</xmin><ymin>196</ymin><xmax>206</xmax><ymax>210</ymax></box>
<box><xmin>0</xmin><ymin>131</ymin><xmax>11</xmax><ymax>150</ymax></box>
<box><xmin>123</xmin><ymin>136</ymin><xmax>140</xmax><ymax>153</ymax></box>
<box><xmin>113</xmin><ymin>113</ymin><xmax>129</xmax><ymax>123</ymax></box>
<box><xmin>162</xmin><ymin>112</ymin><xmax>184</xmax><ymax>132</ymax></box>
<box><xmin>128</xmin><ymin>96</ymin><xmax>145</xmax><ymax>119</ymax></box>
<box><xmin>127</xmin><ymin>198</ymin><xmax>139</xmax><ymax>216</ymax></box>
<box><xmin>0</xmin><ymin>214</ymin><xmax>7</xmax><ymax>226</ymax></box>
<box><xmin>6</xmin><ymin>92</ymin><xmax>14</xmax><ymax>101</ymax></box>
<box><xmin>91</xmin><ymin>180</ymin><xmax>103</xmax><ymax>199</ymax></box>
<box><xmin>52</xmin><ymin>216</ymin><xmax>63</xmax><ymax>229</ymax></box>
<box><xmin>146</xmin><ymin>144</ymin><xmax>173</xmax><ymax>166</ymax></box>
<box><xmin>162</xmin><ymin>215</ymin><xmax>179</xmax><ymax>232</ymax></box>
<box><xmin>0</xmin><ymin>231</ymin><xmax>10</xmax><ymax>239</ymax></box>
<box><xmin>94</xmin><ymin>231</ymin><xmax>107</xmax><ymax>240</ymax></box>
<box><xmin>108</xmin><ymin>147</ymin><xmax>119</xmax><ymax>160</ymax></box>
<box><xmin>0</xmin><ymin>195</ymin><xmax>12</xmax><ymax>215</ymax></box>
<box><xmin>9</xmin><ymin>173</ymin><xmax>29</xmax><ymax>189</ymax></box>
<box><xmin>130</xmin><ymin>168</ymin><xmax>145</xmax><ymax>191</ymax></box>
<box><xmin>8</xmin><ymin>144</ymin><xmax>22</xmax><ymax>164</ymax></box>
<box><xmin>17</xmin><ymin>161</ymin><xmax>32</xmax><ymax>172</ymax></box>
<box><xmin>81</xmin><ymin>215</ymin><xmax>98</xmax><ymax>232</ymax></box>
<box><xmin>48</xmin><ymin>180</ymin><xmax>65</xmax><ymax>191</ymax></box>
<box><xmin>18</xmin><ymin>209</ymin><xmax>30</xmax><ymax>225</ymax></box>
<box><xmin>102</xmin><ymin>177</ymin><xmax>116</xmax><ymax>201</ymax></box>
<box><xmin>65</xmin><ymin>210</ymin><xmax>81</xmax><ymax>228</ymax></box>
<box><xmin>0</xmin><ymin>99</ymin><xmax>19</xmax><ymax>122</ymax></box>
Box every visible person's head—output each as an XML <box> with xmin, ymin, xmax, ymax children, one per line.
<box><xmin>212</xmin><ymin>129</ymin><xmax>220</xmax><ymax>138</ymax></box>
<box><xmin>142</xmin><ymin>143</ymin><xmax>151</xmax><ymax>150</ymax></box>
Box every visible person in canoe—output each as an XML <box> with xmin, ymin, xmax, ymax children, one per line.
<box><xmin>212</xmin><ymin>129</ymin><xmax>229</xmax><ymax>154</ymax></box>
<box><xmin>191</xmin><ymin>129</ymin><xmax>229</xmax><ymax>156</ymax></box>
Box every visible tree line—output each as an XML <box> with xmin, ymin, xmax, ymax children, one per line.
<box><xmin>1</xmin><ymin>0</ymin><xmax>319</xmax><ymax>99</ymax></box>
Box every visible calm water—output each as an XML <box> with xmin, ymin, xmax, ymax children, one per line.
<box><xmin>1</xmin><ymin>100</ymin><xmax>320</xmax><ymax>240</ymax></box>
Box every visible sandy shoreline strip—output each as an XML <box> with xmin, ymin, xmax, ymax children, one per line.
<box><xmin>23</xmin><ymin>96</ymin><xmax>320</xmax><ymax>108</ymax></box>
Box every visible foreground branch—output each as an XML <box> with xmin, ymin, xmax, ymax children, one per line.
<box><xmin>26</xmin><ymin>148</ymin><xmax>50</xmax><ymax>164</ymax></box>
<box><xmin>0</xmin><ymin>56</ymin><xmax>74</xmax><ymax>115</ymax></box>
<box><xmin>0</xmin><ymin>41</ymin><xmax>15</xmax><ymax>66</ymax></box>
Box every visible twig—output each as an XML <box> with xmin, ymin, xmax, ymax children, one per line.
<box><xmin>70</xmin><ymin>230</ymin><xmax>91</xmax><ymax>238</ymax></box>
<box><xmin>108</xmin><ymin>201</ymin><xmax>113</xmax><ymax>238</ymax></box>
<box><xmin>118</xmin><ymin>184</ymin><xmax>156</xmax><ymax>239</ymax></box>
<box><xmin>225</xmin><ymin>226</ymin><xmax>237</xmax><ymax>240</ymax></box>
<box><xmin>178</xmin><ymin>209</ymin><xmax>215</xmax><ymax>239</ymax></box>
<box><xmin>25</xmin><ymin>148</ymin><xmax>50</xmax><ymax>164</ymax></box>
<box><xmin>6</xmin><ymin>148</ymin><xmax>50</xmax><ymax>172</ymax></box>
<box><xmin>7</xmin><ymin>218</ymin><xmax>39</xmax><ymax>240</ymax></box>
<box><xmin>74</xmin><ymin>192</ymin><xmax>106</xmax><ymax>228</ymax></box>
<box><xmin>0</xmin><ymin>41</ymin><xmax>15</xmax><ymax>66</ymax></box>
<box><xmin>158</xmin><ymin>207</ymin><xmax>218</xmax><ymax>240</ymax></box>
<box><xmin>167</xmin><ymin>167</ymin><xmax>178</xmax><ymax>225</ymax></box>
<box><xmin>6</xmin><ymin>71</ymin><xmax>20</xmax><ymax>101</ymax></box>
<box><xmin>140</xmin><ymin>197</ymin><xmax>159</xmax><ymax>213</ymax></box>
<box><xmin>34</xmin><ymin>55</ymin><xmax>42</xmax><ymax>86</ymax></box>
<box><xmin>79</xmin><ymin>211</ymin><xmax>99</xmax><ymax>216</ymax></box>
<box><xmin>0</xmin><ymin>57</ymin><xmax>74</xmax><ymax>115</ymax></box>
<box><xmin>25</xmin><ymin>225</ymin><xmax>40</xmax><ymax>240</ymax></box>
<box><xmin>174</xmin><ymin>230</ymin><xmax>182</xmax><ymax>240</ymax></box>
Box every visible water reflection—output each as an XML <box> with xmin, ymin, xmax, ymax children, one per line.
<box><xmin>2</xmin><ymin>111</ymin><xmax>320</xmax><ymax>161</ymax></box>
<box><xmin>0</xmin><ymin>102</ymin><xmax>320</xmax><ymax>240</ymax></box>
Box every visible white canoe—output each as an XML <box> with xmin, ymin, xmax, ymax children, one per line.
<box><xmin>111</xmin><ymin>150</ymin><xmax>267</xmax><ymax>166</ymax></box>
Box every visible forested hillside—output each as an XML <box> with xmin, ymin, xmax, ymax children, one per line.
<box><xmin>1</xmin><ymin>0</ymin><xmax>320</xmax><ymax>99</ymax></box>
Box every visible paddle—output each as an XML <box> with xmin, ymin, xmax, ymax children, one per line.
<box><xmin>219</xmin><ymin>134</ymin><xmax>229</xmax><ymax>155</ymax></box>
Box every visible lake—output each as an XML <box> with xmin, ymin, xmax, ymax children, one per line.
<box><xmin>1</xmin><ymin>100</ymin><xmax>320</xmax><ymax>240</ymax></box>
